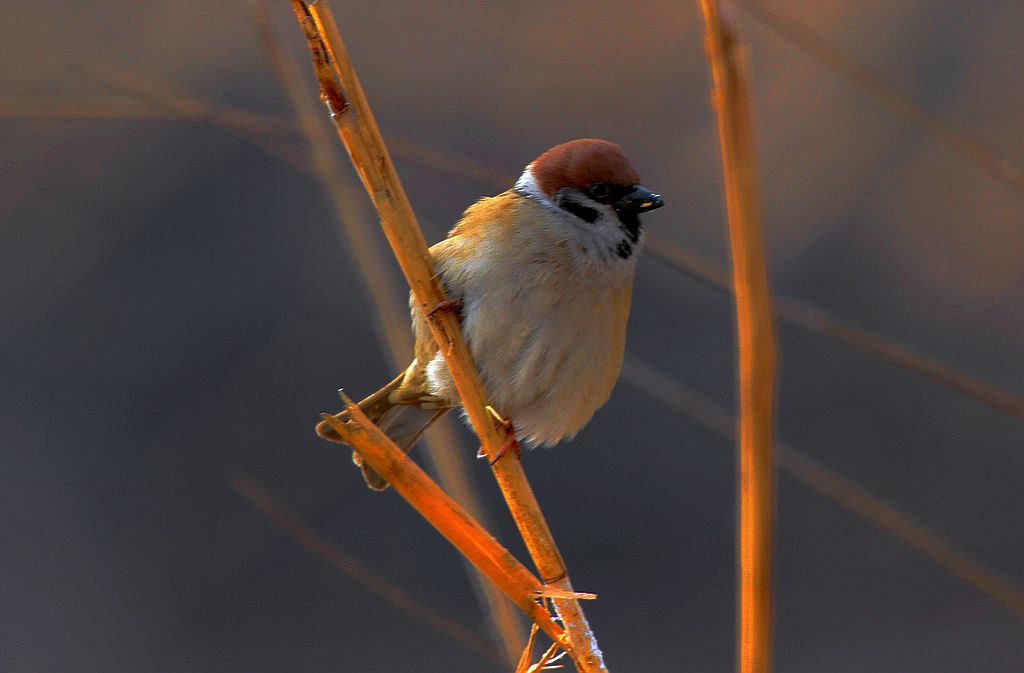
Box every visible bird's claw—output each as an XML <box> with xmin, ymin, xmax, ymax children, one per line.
<box><xmin>427</xmin><ymin>298</ymin><xmax>462</xmax><ymax>318</ymax></box>
<box><xmin>480</xmin><ymin>405</ymin><xmax>521</xmax><ymax>465</ymax></box>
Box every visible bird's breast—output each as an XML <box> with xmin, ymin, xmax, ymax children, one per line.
<box><xmin>423</xmin><ymin>193</ymin><xmax>638</xmax><ymax>446</ymax></box>
<box><xmin>457</xmin><ymin>253</ymin><xmax>634</xmax><ymax>446</ymax></box>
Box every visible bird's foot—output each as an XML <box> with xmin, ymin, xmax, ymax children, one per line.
<box><xmin>316</xmin><ymin>409</ymin><xmax>351</xmax><ymax>442</ymax></box>
<box><xmin>480</xmin><ymin>405</ymin><xmax>521</xmax><ymax>465</ymax></box>
<box><xmin>427</xmin><ymin>298</ymin><xmax>463</xmax><ymax>318</ymax></box>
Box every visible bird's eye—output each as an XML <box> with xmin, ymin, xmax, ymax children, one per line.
<box><xmin>588</xmin><ymin>182</ymin><xmax>610</xmax><ymax>200</ymax></box>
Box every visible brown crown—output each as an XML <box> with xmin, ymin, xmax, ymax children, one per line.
<box><xmin>531</xmin><ymin>139</ymin><xmax>641</xmax><ymax>198</ymax></box>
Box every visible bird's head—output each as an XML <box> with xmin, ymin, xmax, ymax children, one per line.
<box><xmin>514</xmin><ymin>138</ymin><xmax>664</xmax><ymax>257</ymax></box>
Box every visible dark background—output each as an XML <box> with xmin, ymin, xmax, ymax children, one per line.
<box><xmin>2</xmin><ymin>1</ymin><xmax>1022</xmax><ymax>671</ymax></box>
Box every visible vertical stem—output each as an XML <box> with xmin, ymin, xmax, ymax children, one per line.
<box><xmin>698</xmin><ymin>3</ymin><xmax>777</xmax><ymax>673</ymax></box>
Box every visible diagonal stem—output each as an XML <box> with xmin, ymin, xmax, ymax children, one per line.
<box><xmin>244</xmin><ymin>2</ymin><xmax>526</xmax><ymax>664</ymax></box>
<box><xmin>285</xmin><ymin>1</ymin><xmax>607</xmax><ymax>669</ymax></box>
<box><xmin>319</xmin><ymin>400</ymin><xmax>570</xmax><ymax>647</ymax></box>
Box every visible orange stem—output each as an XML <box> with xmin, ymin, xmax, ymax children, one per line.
<box><xmin>319</xmin><ymin>399</ymin><xmax>570</xmax><ymax>649</ymax></box>
<box><xmin>698</xmin><ymin>2</ymin><xmax>778</xmax><ymax>673</ymax></box>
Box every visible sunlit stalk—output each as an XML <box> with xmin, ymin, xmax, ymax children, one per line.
<box><xmin>699</xmin><ymin>2</ymin><xmax>777</xmax><ymax>672</ymax></box>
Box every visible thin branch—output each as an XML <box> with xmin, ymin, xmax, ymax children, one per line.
<box><xmin>699</xmin><ymin>3</ymin><xmax>777</xmax><ymax>673</ymax></box>
<box><xmin>68</xmin><ymin>64</ymin><xmax>312</xmax><ymax>173</ymax></box>
<box><xmin>645</xmin><ymin>236</ymin><xmax>1024</xmax><ymax>421</ymax></box>
<box><xmin>515</xmin><ymin>624</ymin><xmax>540</xmax><ymax>673</ymax></box>
<box><xmin>386</xmin><ymin>136</ymin><xmax>514</xmax><ymax>190</ymax></box>
<box><xmin>229</xmin><ymin>472</ymin><xmax>502</xmax><ymax>662</ymax></box>
<box><xmin>244</xmin><ymin>2</ymin><xmax>525</xmax><ymax>664</ymax></box>
<box><xmin>734</xmin><ymin>0</ymin><xmax>1024</xmax><ymax>195</ymax></box>
<box><xmin>285</xmin><ymin>1</ymin><xmax>607</xmax><ymax>669</ymax></box>
<box><xmin>0</xmin><ymin>100</ymin><xmax>223</xmax><ymax>122</ymax></box>
<box><xmin>528</xmin><ymin>640</ymin><xmax>565</xmax><ymax>673</ymax></box>
<box><xmin>75</xmin><ymin>58</ymin><xmax>295</xmax><ymax>136</ymax></box>
<box><xmin>622</xmin><ymin>355</ymin><xmax>1024</xmax><ymax>621</ymax></box>
<box><xmin>318</xmin><ymin>399</ymin><xmax>570</xmax><ymax>649</ymax></box>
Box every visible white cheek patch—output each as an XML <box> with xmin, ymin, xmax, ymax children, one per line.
<box><xmin>515</xmin><ymin>166</ymin><xmax>643</xmax><ymax>270</ymax></box>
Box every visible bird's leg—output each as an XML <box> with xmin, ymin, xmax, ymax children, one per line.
<box><xmin>480</xmin><ymin>404</ymin><xmax>521</xmax><ymax>465</ymax></box>
<box><xmin>426</xmin><ymin>298</ymin><xmax>462</xmax><ymax>318</ymax></box>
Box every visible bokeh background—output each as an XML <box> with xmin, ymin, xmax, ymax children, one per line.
<box><xmin>2</xmin><ymin>1</ymin><xmax>1022</xmax><ymax>671</ymax></box>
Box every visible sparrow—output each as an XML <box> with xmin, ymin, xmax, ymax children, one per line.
<box><xmin>317</xmin><ymin>138</ymin><xmax>664</xmax><ymax>490</ymax></box>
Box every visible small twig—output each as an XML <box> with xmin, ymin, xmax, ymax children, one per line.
<box><xmin>319</xmin><ymin>396</ymin><xmax>571</xmax><ymax>649</ymax></box>
<box><xmin>528</xmin><ymin>640</ymin><xmax>565</xmax><ymax>672</ymax></box>
<box><xmin>0</xmin><ymin>99</ymin><xmax>227</xmax><ymax>123</ymax></box>
<box><xmin>622</xmin><ymin>355</ymin><xmax>1024</xmax><ymax>621</ymax></box>
<box><xmin>386</xmin><ymin>136</ymin><xmax>514</xmax><ymax>190</ymax></box>
<box><xmin>75</xmin><ymin>58</ymin><xmax>295</xmax><ymax>135</ymax></box>
<box><xmin>229</xmin><ymin>472</ymin><xmax>502</xmax><ymax>662</ymax></box>
<box><xmin>515</xmin><ymin>624</ymin><xmax>541</xmax><ymax>673</ymax></box>
<box><xmin>286</xmin><ymin>1</ymin><xmax>607</xmax><ymax>669</ymax></box>
<box><xmin>73</xmin><ymin>62</ymin><xmax>311</xmax><ymax>172</ymax></box>
<box><xmin>699</xmin><ymin>2</ymin><xmax>777</xmax><ymax>672</ymax></box>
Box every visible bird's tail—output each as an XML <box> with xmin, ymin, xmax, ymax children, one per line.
<box><xmin>316</xmin><ymin>372</ymin><xmax>451</xmax><ymax>491</ymax></box>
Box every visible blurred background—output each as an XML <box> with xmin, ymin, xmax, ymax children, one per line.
<box><xmin>2</xmin><ymin>1</ymin><xmax>1022</xmax><ymax>671</ymax></box>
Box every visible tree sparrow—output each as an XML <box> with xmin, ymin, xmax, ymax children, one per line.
<box><xmin>318</xmin><ymin>138</ymin><xmax>664</xmax><ymax>490</ymax></box>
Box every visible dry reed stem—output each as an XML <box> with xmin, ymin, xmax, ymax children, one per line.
<box><xmin>244</xmin><ymin>3</ymin><xmax>525</xmax><ymax>664</ymax></box>
<box><xmin>776</xmin><ymin>450</ymin><xmax>1024</xmax><ymax>620</ymax></box>
<box><xmin>734</xmin><ymin>0</ymin><xmax>1024</xmax><ymax>195</ymax></box>
<box><xmin>699</xmin><ymin>2</ymin><xmax>777</xmax><ymax>672</ymax></box>
<box><xmin>0</xmin><ymin>100</ymin><xmax>235</xmax><ymax>123</ymax></box>
<box><xmin>286</xmin><ymin>1</ymin><xmax>606</xmax><ymax>669</ymax></box>
<box><xmin>229</xmin><ymin>472</ymin><xmax>503</xmax><ymax>662</ymax></box>
<box><xmin>646</xmin><ymin>236</ymin><xmax>1024</xmax><ymax>421</ymax></box>
<box><xmin>318</xmin><ymin>400</ymin><xmax>571</xmax><ymax>649</ymax></box>
<box><xmin>75</xmin><ymin>59</ymin><xmax>295</xmax><ymax>135</ymax></box>
<box><xmin>66</xmin><ymin>64</ymin><xmax>313</xmax><ymax>173</ymax></box>
<box><xmin>386</xmin><ymin>136</ymin><xmax>514</xmax><ymax>190</ymax></box>
<box><xmin>621</xmin><ymin>355</ymin><xmax>1024</xmax><ymax>620</ymax></box>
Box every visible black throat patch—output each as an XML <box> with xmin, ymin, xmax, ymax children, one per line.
<box><xmin>618</xmin><ymin>211</ymin><xmax>641</xmax><ymax>244</ymax></box>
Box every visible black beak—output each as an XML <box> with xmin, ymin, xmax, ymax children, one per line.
<box><xmin>617</xmin><ymin>185</ymin><xmax>664</xmax><ymax>213</ymax></box>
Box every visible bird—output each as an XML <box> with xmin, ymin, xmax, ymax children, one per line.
<box><xmin>317</xmin><ymin>138</ymin><xmax>664</xmax><ymax>490</ymax></box>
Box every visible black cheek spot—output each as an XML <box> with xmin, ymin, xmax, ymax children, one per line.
<box><xmin>615</xmin><ymin>240</ymin><xmax>633</xmax><ymax>259</ymax></box>
<box><xmin>558</xmin><ymin>197</ymin><xmax>600</xmax><ymax>224</ymax></box>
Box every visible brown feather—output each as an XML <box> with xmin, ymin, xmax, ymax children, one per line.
<box><xmin>531</xmin><ymin>138</ymin><xmax>641</xmax><ymax>197</ymax></box>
